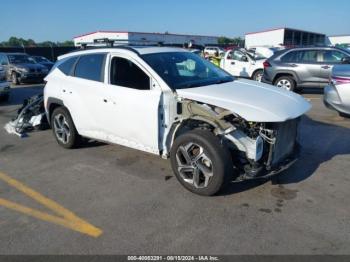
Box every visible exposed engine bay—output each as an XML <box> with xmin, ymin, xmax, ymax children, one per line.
<box><xmin>176</xmin><ymin>99</ymin><xmax>299</xmax><ymax>181</ymax></box>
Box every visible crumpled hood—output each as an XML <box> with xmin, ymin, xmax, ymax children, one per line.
<box><xmin>176</xmin><ymin>79</ymin><xmax>311</xmax><ymax>122</ymax></box>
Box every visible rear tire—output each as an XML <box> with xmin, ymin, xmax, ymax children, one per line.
<box><xmin>274</xmin><ymin>76</ymin><xmax>296</xmax><ymax>91</ymax></box>
<box><xmin>51</xmin><ymin>107</ymin><xmax>81</xmax><ymax>149</ymax></box>
<box><xmin>170</xmin><ymin>129</ymin><xmax>233</xmax><ymax>196</ymax></box>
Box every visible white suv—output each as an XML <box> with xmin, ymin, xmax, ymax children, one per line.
<box><xmin>204</xmin><ymin>46</ymin><xmax>224</xmax><ymax>57</ymax></box>
<box><xmin>44</xmin><ymin>46</ymin><xmax>311</xmax><ymax>196</ymax></box>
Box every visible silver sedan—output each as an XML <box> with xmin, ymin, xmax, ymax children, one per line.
<box><xmin>324</xmin><ymin>65</ymin><xmax>350</xmax><ymax>116</ymax></box>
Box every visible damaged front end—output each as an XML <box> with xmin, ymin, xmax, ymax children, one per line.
<box><xmin>175</xmin><ymin>100</ymin><xmax>301</xmax><ymax>182</ymax></box>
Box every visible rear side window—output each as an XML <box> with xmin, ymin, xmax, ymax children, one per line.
<box><xmin>58</xmin><ymin>56</ymin><xmax>78</xmax><ymax>75</ymax></box>
<box><xmin>281</xmin><ymin>50</ymin><xmax>318</xmax><ymax>63</ymax></box>
<box><xmin>110</xmin><ymin>57</ymin><xmax>150</xmax><ymax>90</ymax></box>
<box><xmin>74</xmin><ymin>54</ymin><xmax>105</xmax><ymax>82</ymax></box>
<box><xmin>298</xmin><ymin>50</ymin><xmax>318</xmax><ymax>63</ymax></box>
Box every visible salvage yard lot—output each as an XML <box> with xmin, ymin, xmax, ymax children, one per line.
<box><xmin>0</xmin><ymin>84</ymin><xmax>350</xmax><ymax>254</ymax></box>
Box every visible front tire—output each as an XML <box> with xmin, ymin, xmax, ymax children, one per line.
<box><xmin>51</xmin><ymin>107</ymin><xmax>81</xmax><ymax>149</ymax></box>
<box><xmin>170</xmin><ymin>129</ymin><xmax>233</xmax><ymax>196</ymax></box>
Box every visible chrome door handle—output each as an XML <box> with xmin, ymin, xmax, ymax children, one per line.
<box><xmin>321</xmin><ymin>65</ymin><xmax>331</xmax><ymax>69</ymax></box>
<box><xmin>290</xmin><ymin>64</ymin><xmax>298</xmax><ymax>67</ymax></box>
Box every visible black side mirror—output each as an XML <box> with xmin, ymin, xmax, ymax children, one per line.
<box><xmin>341</xmin><ymin>57</ymin><xmax>350</xmax><ymax>64</ymax></box>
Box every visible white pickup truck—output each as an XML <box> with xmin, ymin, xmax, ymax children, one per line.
<box><xmin>220</xmin><ymin>49</ymin><xmax>265</xmax><ymax>81</ymax></box>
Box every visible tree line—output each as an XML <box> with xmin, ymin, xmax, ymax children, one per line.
<box><xmin>0</xmin><ymin>37</ymin><xmax>74</xmax><ymax>47</ymax></box>
<box><xmin>218</xmin><ymin>36</ymin><xmax>245</xmax><ymax>47</ymax></box>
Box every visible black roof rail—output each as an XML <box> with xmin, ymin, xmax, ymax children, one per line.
<box><xmin>66</xmin><ymin>44</ymin><xmax>142</xmax><ymax>56</ymax></box>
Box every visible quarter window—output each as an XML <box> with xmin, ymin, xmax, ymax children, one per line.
<box><xmin>58</xmin><ymin>56</ymin><xmax>78</xmax><ymax>75</ymax></box>
<box><xmin>110</xmin><ymin>57</ymin><xmax>150</xmax><ymax>90</ymax></box>
<box><xmin>74</xmin><ymin>54</ymin><xmax>105</xmax><ymax>82</ymax></box>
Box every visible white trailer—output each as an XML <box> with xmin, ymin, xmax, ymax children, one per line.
<box><xmin>327</xmin><ymin>35</ymin><xmax>350</xmax><ymax>46</ymax></box>
<box><xmin>245</xmin><ymin>28</ymin><xmax>326</xmax><ymax>49</ymax></box>
<box><xmin>73</xmin><ymin>31</ymin><xmax>219</xmax><ymax>47</ymax></box>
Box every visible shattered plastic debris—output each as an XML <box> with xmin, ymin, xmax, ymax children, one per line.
<box><xmin>4</xmin><ymin>94</ymin><xmax>48</xmax><ymax>137</ymax></box>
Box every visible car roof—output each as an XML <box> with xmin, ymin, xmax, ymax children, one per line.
<box><xmin>0</xmin><ymin>52</ymin><xmax>27</xmax><ymax>56</ymax></box>
<box><xmin>58</xmin><ymin>46</ymin><xmax>188</xmax><ymax>60</ymax></box>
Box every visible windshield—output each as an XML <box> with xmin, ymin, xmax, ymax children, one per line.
<box><xmin>33</xmin><ymin>56</ymin><xmax>50</xmax><ymax>63</ymax></box>
<box><xmin>8</xmin><ymin>54</ymin><xmax>34</xmax><ymax>64</ymax></box>
<box><xmin>142</xmin><ymin>52</ymin><xmax>233</xmax><ymax>89</ymax></box>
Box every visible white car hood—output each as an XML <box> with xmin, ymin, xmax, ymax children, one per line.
<box><xmin>176</xmin><ymin>79</ymin><xmax>311</xmax><ymax>122</ymax></box>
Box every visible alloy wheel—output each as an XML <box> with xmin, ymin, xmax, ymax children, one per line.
<box><xmin>276</xmin><ymin>79</ymin><xmax>292</xmax><ymax>90</ymax></box>
<box><xmin>175</xmin><ymin>142</ymin><xmax>213</xmax><ymax>188</ymax></box>
<box><xmin>53</xmin><ymin>113</ymin><xmax>71</xmax><ymax>144</ymax></box>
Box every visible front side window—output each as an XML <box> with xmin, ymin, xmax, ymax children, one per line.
<box><xmin>0</xmin><ymin>54</ymin><xmax>8</xmax><ymax>65</ymax></box>
<box><xmin>74</xmin><ymin>54</ymin><xmax>105</xmax><ymax>82</ymax></box>
<box><xmin>232</xmin><ymin>51</ymin><xmax>244</xmax><ymax>61</ymax></box>
<box><xmin>142</xmin><ymin>52</ymin><xmax>233</xmax><ymax>89</ymax></box>
<box><xmin>110</xmin><ymin>57</ymin><xmax>150</xmax><ymax>90</ymax></box>
<box><xmin>321</xmin><ymin>50</ymin><xmax>348</xmax><ymax>63</ymax></box>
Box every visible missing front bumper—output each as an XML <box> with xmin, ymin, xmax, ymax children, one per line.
<box><xmin>232</xmin><ymin>143</ymin><xmax>300</xmax><ymax>183</ymax></box>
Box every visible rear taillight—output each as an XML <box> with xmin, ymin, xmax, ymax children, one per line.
<box><xmin>263</xmin><ymin>60</ymin><xmax>271</xmax><ymax>69</ymax></box>
<box><xmin>331</xmin><ymin>76</ymin><xmax>350</xmax><ymax>85</ymax></box>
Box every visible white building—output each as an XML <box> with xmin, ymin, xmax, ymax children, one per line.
<box><xmin>73</xmin><ymin>30</ymin><xmax>219</xmax><ymax>47</ymax></box>
<box><xmin>327</xmin><ymin>35</ymin><xmax>350</xmax><ymax>46</ymax></box>
<box><xmin>245</xmin><ymin>27</ymin><xmax>326</xmax><ymax>49</ymax></box>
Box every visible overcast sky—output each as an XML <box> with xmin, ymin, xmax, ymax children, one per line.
<box><xmin>1</xmin><ymin>0</ymin><xmax>349</xmax><ymax>42</ymax></box>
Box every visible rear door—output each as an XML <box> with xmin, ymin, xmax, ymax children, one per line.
<box><xmin>319</xmin><ymin>49</ymin><xmax>350</xmax><ymax>85</ymax></box>
<box><xmin>292</xmin><ymin>50</ymin><xmax>323</xmax><ymax>86</ymax></box>
<box><xmin>62</xmin><ymin>53</ymin><xmax>107</xmax><ymax>136</ymax></box>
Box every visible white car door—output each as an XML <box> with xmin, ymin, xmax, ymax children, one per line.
<box><xmin>229</xmin><ymin>50</ymin><xmax>251</xmax><ymax>78</ymax></box>
<box><xmin>96</xmin><ymin>54</ymin><xmax>162</xmax><ymax>154</ymax></box>
<box><xmin>63</xmin><ymin>54</ymin><xmax>108</xmax><ymax>136</ymax></box>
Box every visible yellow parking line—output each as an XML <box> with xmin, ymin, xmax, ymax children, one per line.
<box><xmin>0</xmin><ymin>172</ymin><xmax>102</xmax><ymax>237</ymax></box>
<box><xmin>304</xmin><ymin>97</ymin><xmax>321</xmax><ymax>100</ymax></box>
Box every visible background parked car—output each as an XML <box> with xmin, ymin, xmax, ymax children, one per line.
<box><xmin>324</xmin><ymin>64</ymin><xmax>350</xmax><ymax>117</ymax></box>
<box><xmin>0</xmin><ymin>53</ymin><xmax>49</xmax><ymax>85</ymax></box>
<box><xmin>262</xmin><ymin>47</ymin><xmax>350</xmax><ymax>91</ymax></box>
<box><xmin>204</xmin><ymin>46</ymin><xmax>225</xmax><ymax>57</ymax></box>
<box><xmin>220</xmin><ymin>48</ymin><xmax>265</xmax><ymax>81</ymax></box>
<box><xmin>30</xmin><ymin>56</ymin><xmax>54</xmax><ymax>70</ymax></box>
<box><xmin>0</xmin><ymin>65</ymin><xmax>10</xmax><ymax>101</ymax></box>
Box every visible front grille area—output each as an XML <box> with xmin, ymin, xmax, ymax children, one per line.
<box><xmin>271</xmin><ymin>118</ymin><xmax>299</xmax><ymax>167</ymax></box>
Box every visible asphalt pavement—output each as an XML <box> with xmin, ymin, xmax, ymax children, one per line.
<box><xmin>0</xmin><ymin>84</ymin><xmax>349</xmax><ymax>255</ymax></box>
